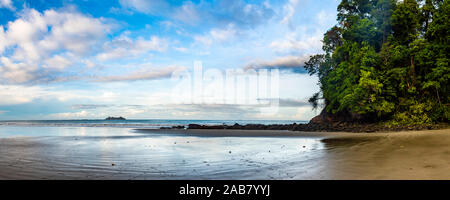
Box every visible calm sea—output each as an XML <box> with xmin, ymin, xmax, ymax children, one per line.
<box><xmin>0</xmin><ymin>119</ymin><xmax>306</xmax><ymax>129</ymax></box>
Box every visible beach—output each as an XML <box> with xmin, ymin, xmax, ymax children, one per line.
<box><xmin>0</xmin><ymin>126</ymin><xmax>449</xmax><ymax>180</ymax></box>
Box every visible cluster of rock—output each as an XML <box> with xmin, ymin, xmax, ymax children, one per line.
<box><xmin>162</xmin><ymin>122</ymin><xmax>446</xmax><ymax>133</ymax></box>
<box><xmin>105</xmin><ymin>116</ymin><xmax>126</xmax><ymax>120</ymax></box>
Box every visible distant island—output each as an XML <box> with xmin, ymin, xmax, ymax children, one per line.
<box><xmin>105</xmin><ymin>116</ymin><xmax>126</xmax><ymax>120</ymax></box>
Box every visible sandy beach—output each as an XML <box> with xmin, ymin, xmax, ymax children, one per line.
<box><xmin>0</xmin><ymin>127</ymin><xmax>449</xmax><ymax>180</ymax></box>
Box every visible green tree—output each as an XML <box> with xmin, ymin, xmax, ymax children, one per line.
<box><xmin>306</xmin><ymin>0</ymin><xmax>449</xmax><ymax>124</ymax></box>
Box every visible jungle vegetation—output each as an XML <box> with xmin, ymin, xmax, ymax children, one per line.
<box><xmin>306</xmin><ymin>0</ymin><xmax>449</xmax><ymax>125</ymax></box>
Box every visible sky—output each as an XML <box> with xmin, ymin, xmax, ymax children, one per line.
<box><xmin>0</xmin><ymin>0</ymin><xmax>340</xmax><ymax>120</ymax></box>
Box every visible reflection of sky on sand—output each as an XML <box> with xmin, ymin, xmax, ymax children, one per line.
<box><xmin>0</xmin><ymin>127</ymin><xmax>326</xmax><ymax>179</ymax></box>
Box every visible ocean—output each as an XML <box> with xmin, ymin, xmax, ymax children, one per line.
<box><xmin>0</xmin><ymin>119</ymin><xmax>324</xmax><ymax>179</ymax></box>
<box><xmin>0</xmin><ymin>119</ymin><xmax>306</xmax><ymax>129</ymax></box>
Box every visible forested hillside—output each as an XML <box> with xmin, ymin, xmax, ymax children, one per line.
<box><xmin>306</xmin><ymin>0</ymin><xmax>449</xmax><ymax>125</ymax></box>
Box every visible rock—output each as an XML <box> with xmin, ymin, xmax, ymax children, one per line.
<box><xmin>188</xmin><ymin>124</ymin><xmax>203</xmax><ymax>129</ymax></box>
<box><xmin>105</xmin><ymin>116</ymin><xmax>126</xmax><ymax>120</ymax></box>
<box><xmin>310</xmin><ymin>115</ymin><xmax>324</xmax><ymax>124</ymax></box>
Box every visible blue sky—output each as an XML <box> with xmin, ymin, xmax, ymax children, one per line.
<box><xmin>0</xmin><ymin>0</ymin><xmax>339</xmax><ymax>120</ymax></box>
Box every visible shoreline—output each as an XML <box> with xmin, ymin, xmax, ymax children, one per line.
<box><xmin>138</xmin><ymin>127</ymin><xmax>450</xmax><ymax>138</ymax></box>
<box><xmin>1</xmin><ymin>128</ymin><xmax>449</xmax><ymax>180</ymax></box>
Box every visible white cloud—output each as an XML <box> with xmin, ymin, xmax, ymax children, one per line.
<box><xmin>0</xmin><ymin>56</ymin><xmax>37</xmax><ymax>84</ymax></box>
<box><xmin>39</xmin><ymin>9</ymin><xmax>111</xmax><ymax>55</ymax></box>
<box><xmin>82</xmin><ymin>59</ymin><xmax>96</xmax><ymax>68</ymax></box>
<box><xmin>317</xmin><ymin>10</ymin><xmax>335</xmax><ymax>27</ymax></box>
<box><xmin>0</xmin><ymin>0</ymin><xmax>14</xmax><ymax>10</ymax></box>
<box><xmin>281</xmin><ymin>0</ymin><xmax>300</xmax><ymax>27</ymax></box>
<box><xmin>0</xmin><ymin>26</ymin><xmax>7</xmax><ymax>54</ymax></box>
<box><xmin>94</xmin><ymin>65</ymin><xmax>185</xmax><ymax>82</ymax></box>
<box><xmin>6</xmin><ymin>9</ymin><xmax>47</xmax><ymax>61</ymax></box>
<box><xmin>4</xmin><ymin>9</ymin><xmax>110</xmax><ymax>61</ymax></box>
<box><xmin>96</xmin><ymin>35</ymin><xmax>168</xmax><ymax>61</ymax></box>
<box><xmin>194</xmin><ymin>35</ymin><xmax>213</xmax><ymax>47</ymax></box>
<box><xmin>48</xmin><ymin>110</ymin><xmax>97</xmax><ymax>119</ymax></box>
<box><xmin>0</xmin><ymin>85</ymin><xmax>47</xmax><ymax>105</ymax></box>
<box><xmin>269</xmin><ymin>31</ymin><xmax>323</xmax><ymax>53</ymax></box>
<box><xmin>43</xmin><ymin>55</ymin><xmax>73</xmax><ymax>70</ymax></box>
<box><xmin>0</xmin><ymin>84</ymin><xmax>103</xmax><ymax>105</ymax></box>
<box><xmin>172</xmin><ymin>1</ymin><xmax>200</xmax><ymax>24</ymax></box>
<box><xmin>173</xmin><ymin>47</ymin><xmax>188</xmax><ymax>53</ymax></box>
<box><xmin>0</xmin><ymin>8</ymin><xmax>113</xmax><ymax>84</ymax></box>
<box><xmin>294</xmin><ymin>106</ymin><xmax>317</xmax><ymax>120</ymax></box>
<box><xmin>210</xmin><ymin>24</ymin><xmax>237</xmax><ymax>41</ymax></box>
<box><xmin>194</xmin><ymin>24</ymin><xmax>237</xmax><ymax>47</ymax></box>
<box><xmin>244</xmin><ymin>55</ymin><xmax>309</xmax><ymax>70</ymax></box>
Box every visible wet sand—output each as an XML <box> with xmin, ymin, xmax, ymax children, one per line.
<box><xmin>0</xmin><ymin>127</ymin><xmax>449</xmax><ymax>180</ymax></box>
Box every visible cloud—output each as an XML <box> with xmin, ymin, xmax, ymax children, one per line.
<box><xmin>0</xmin><ymin>57</ymin><xmax>37</xmax><ymax>84</ymax></box>
<box><xmin>194</xmin><ymin>35</ymin><xmax>213</xmax><ymax>47</ymax></box>
<box><xmin>172</xmin><ymin>1</ymin><xmax>200</xmax><ymax>24</ymax></box>
<box><xmin>40</xmin><ymin>9</ymin><xmax>111</xmax><ymax>55</ymax></box>
<box><xmin>194</xmin><ymin>23</ymin><xmax>237</xmax><ymax>47</ymax></box>
<box><xmin>72</xmin><ymin>104</ymin><xmax>111</xmax><ymax>110</ymax></box>
<box><xmin>48</xmin><ymin>110</ymin><xmax>97</xmax><ymax>119</ymax></box>
<box><xmin>269</xmin><ymin>32</ymin><xmax>323</xmax><ymax>53</ymax></box>
<box><xmin>281</xmin><ymin>0</ymin><xmax>300</xmax><ymax>28</ymax></box>
<box><xmin>49</xmin><ymin>104</ymin><xmax>149</xmax><ymax>119</ymax></box>
<box><xmin>258</xmin><ymin>98</ymin><xmax>310</xmax><ymax>107</ymax></box>
<box><xmin>244</xmin><ymin>55</ymin><xmax>309</xmax><ymax>72</ymax></box>
<box><xmin>0</xmin><ymin>85</ymin><xmax>47</xmax><ymax>105</ymax></box>
<box><xmin>210</xmin><ymin>0</ymin><xmax>275</xmax><ymax>28</ymax></box>
<box><xmin>156</xmin><ymin>103</ymin><xmax>261</xmax><ymax>119</ymax></box>
<box><xmin>117</xmin><ymin>0</ymin><xmax>274</xmax><ymax>29</ymax></box>
<box><xmin>0</xmin><ymin>8</ymin><xmax>113</xmax><ymax>84</ymax></box>
<box><xmin>71</xmin><ymin>104</ymin><xmax>145</xmax><ymax>109</ymax></box>
<box><xmin>117</xmin><ymin>0</ymin><xmax>168</xmax><ymax>15</ymax></box>
<box><xmin>279</xmin><ymin>98</ymin><xmax>310</xmax><ymax>107</ymax></box>
<box><xmin>96</xmin><ymin>35</ymin><xmax>168</xmax><ymax>61</ymax></box>
<box><xmin>94</xmin><ymin>66</ymin><xmax>185</xmax><ymax>82</ymax></box>
<box><xmin>173</xmin><ymin>47</ymin><xmax>188</xmax><ymax>53</ymax></box>
<box><xmin>210</xmin><ymin>24</ymin><xmax>237</xmax><ymax>41</ymax></box>
<box><xmin>5</xmin><ymin>9</ymin><xmax>111</xmax><ymax>60</ymax></box>
<box><xmin>0</xmin><ymin>84</ymin><xmax>101</xmax><ymax>105</ymax></box>
<box><xmin>293</xmin><ymin>106</ymin><xmax>317</xmax><ymax>120</ymax></box>
<box><xmin>317</xmin><ymin>10</ymin><xmax>335</xmax><ymax>27</ymax></box>
<box><xmin>43</xmin><ymin>55</ymin><xmax>73</xmax><ymax>70</ymax></box>
<box><xmin>0</xmin><ymin>0</ymin><xmax>14</xmax><ymax>10</ymax></box>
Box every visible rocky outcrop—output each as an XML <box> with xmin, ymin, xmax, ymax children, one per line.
<box><xmin>172</xmin><ymin>122</ymin><xmax>447</xmax><ymax>133</ymax></box>
<box><xmin>105</xmin><ymin>116</ymin><xmax>126</xmax><ymax>120</ymax></box>
<box><xmin>309</xmin><ymin>109</ymin><xmax>367</xmax><ymax>124</ymax></box>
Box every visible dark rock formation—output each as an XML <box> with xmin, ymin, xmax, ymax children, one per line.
<box><xmin>105</xmin><ymin>116</ymin><xmax>126</xmax><ymax>120</ymax></box>
<box><xmin>156</xmin><ymin>110</ymin><xmax>448</xmax><ymax>132</ymax></box>
<box><xmin>178</xmin><ymin>121</ymin><xmax>447</xmax><ymax>133</ymax></box>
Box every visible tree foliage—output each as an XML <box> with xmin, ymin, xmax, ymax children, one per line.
<box><xmin>307</xmin><ymin>0</ymin><xmax>449</xmax><ymax>124</ymax></box>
